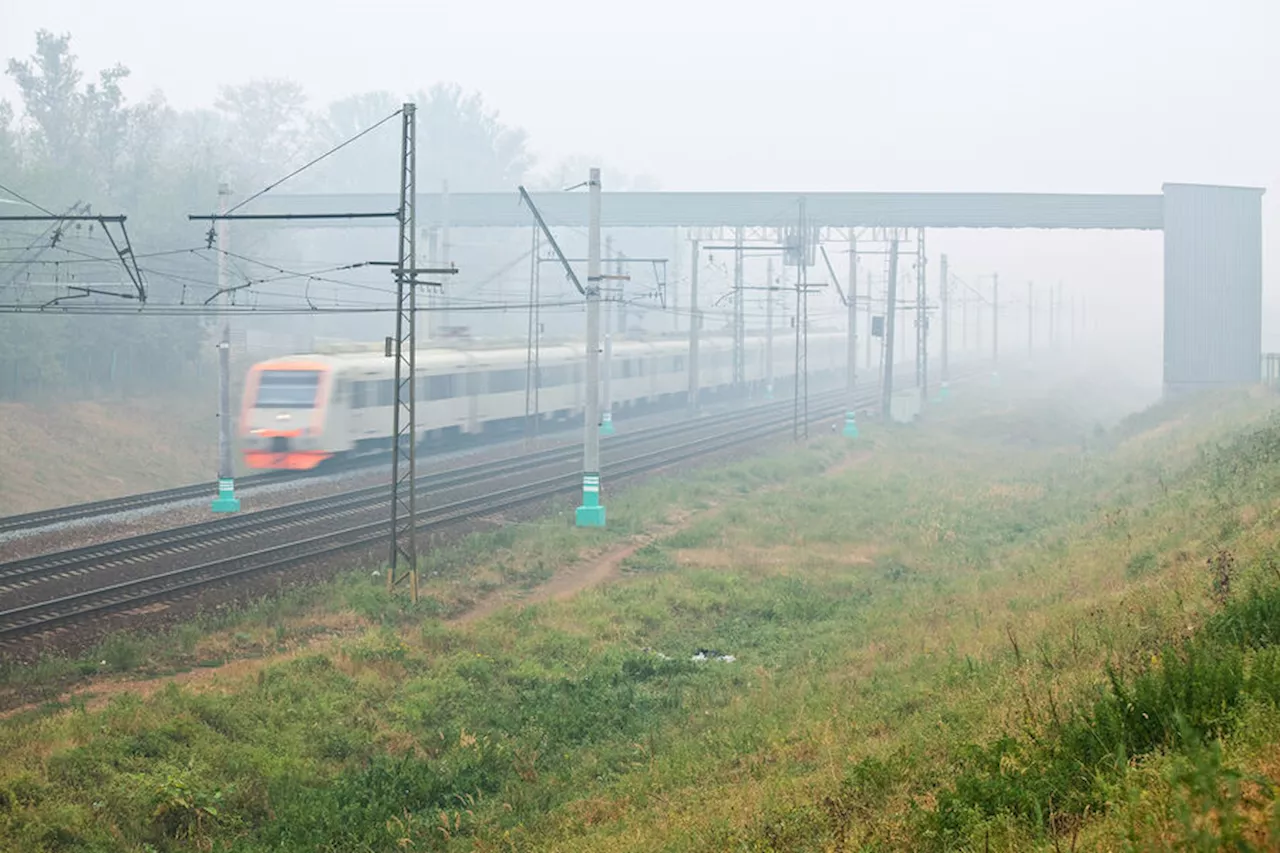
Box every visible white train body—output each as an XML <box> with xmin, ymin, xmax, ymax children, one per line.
<box><xmin>239</xmin><ymin>333</ymin><xmax>845</xmax><ymax>470</ymax></box>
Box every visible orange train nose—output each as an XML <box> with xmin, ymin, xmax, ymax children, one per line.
<box><xmin>242</xmin><ymin>451</ymin><xmax>332</xmax><ymax>471</ymax></box>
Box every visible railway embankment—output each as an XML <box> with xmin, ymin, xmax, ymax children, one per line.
<box><xmin>1</xmin><ymin>379</ymin><xmax>1279</xmax><ymax>850</ymax></box>
<box><xmin>0</xmin><ymin>394</ymin><xmax>215</xmax><ymax>515</ymax></box>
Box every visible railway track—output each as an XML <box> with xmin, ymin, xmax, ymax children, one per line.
<box><xmin>0</xmin><ymin>365</ymin><xmax>973</xmax><ymax>646</ymax></box>
<box><xmin>0</xmin><ymin>400</ymin><xmax>798</xmax><ymax>598</ymax></box>
<box><xmin>0</xmin><ymin>386</ymin><xmax>857</xmax><ymax>644</ymax></box>
<box><xmin>0</xmin><ymin>392</ymin><xmax>784</xmax><ymax>537</ymax></box>
<box><xmin>0</xmin><ymin>471</ymin><xmax>297</xmax><ymax>536</ymax></box>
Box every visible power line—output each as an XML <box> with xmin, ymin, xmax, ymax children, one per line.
<box><xmin>224</xmin><ymin>108</ymin><xmax>404</xmax><ymax>216</ymax></box>
<box><xmin>0</xmin><ymin>181</ymin><xmax>55</xmax><ymax>216</ymax></box>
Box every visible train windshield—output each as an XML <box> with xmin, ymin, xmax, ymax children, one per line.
<box><xmin>255</xmin><ymin>370</ymin><xmax>321</xmax><ymax>408</ymax></box>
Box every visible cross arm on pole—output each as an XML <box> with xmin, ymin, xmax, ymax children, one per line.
<box><xmin>186</xmin><ymin>211</ymin><xmax>398</xmax><ymax>221</ymax></box>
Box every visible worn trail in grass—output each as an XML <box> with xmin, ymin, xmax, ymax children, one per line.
<box><xmin>4</xmin><ymin>377</ymin><xmax>1280</xmax><ymax>851</ymax></box>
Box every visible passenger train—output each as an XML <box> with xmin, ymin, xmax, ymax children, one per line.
<box><xmin>239</xmin><ymin>333</ymin><xmax>846</xmax><ymax>471</ymax></box>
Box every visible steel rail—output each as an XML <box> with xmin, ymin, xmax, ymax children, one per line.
<box><xmin>0</xmin><ymin>391</ymin><xmax>835</xmax><ymax>592</ymax></box>
<box><xmin>0</xmin><ymin>364</ymin><xmax>976</xmax><ymax>642</ymax></box>
<box><xmin>0</xmin><ymin>387</ymin><xmax>865</xmax><ymax>640</ymax></box>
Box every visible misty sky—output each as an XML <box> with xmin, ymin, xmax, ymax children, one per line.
<box><xmin>3</xmin><ymin>0</ymin><xmax>1277</xmax><ymax>380</ymax></box>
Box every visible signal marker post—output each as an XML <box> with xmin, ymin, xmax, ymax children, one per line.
<box><xmin>576</xmin><ymin>167</ymin><xmax>606</xmax><ymax>528</ymax></box>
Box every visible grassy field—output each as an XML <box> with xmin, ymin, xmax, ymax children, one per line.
<box><xmin>4</xmin><ymin>376</ymin><xmax>1280</xmax><ymax>851</ymax></box>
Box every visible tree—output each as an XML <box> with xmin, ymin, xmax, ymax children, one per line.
<box><xmin>0</xmin><ymin>100</ymin><xmax>18</xmax><ymax>175</ymax></box>
<box><xmin>304</xmin><ymin>90</ymin><xmax>402</xmax><ymax>193</ymax></box>
<box><xmin>301</xmin><ymin>84</ymin><xmax>533</xmax><ymax>194</ymax></box>
<box><xmin>0</xmin><ymin>31</ymin><xmax>223</xmax><ymax>399</ymax></box>
<box><xmin>214</xmin><ymin>78</ymin><xmax>309</xmax><ymax>189</ymax></box>
<box><xmin>5</xmin><ymin>30</ymin><xmax>153</xmax><ymax>203</ymax></box>
<box><xmin>415</xmin><ymin>83</ymin><xmax>532</xmax><ymax>191</ymax></box>
<box><xmin>5</xmin><ymin>31</ymin><xmax>81</xmax><ymax>166</ymax></box>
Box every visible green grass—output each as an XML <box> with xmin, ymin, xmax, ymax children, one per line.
<box><xmin>3</xmin><ymin>381</ymin><xmax>1280</xmax><ymax>851</ymax></box>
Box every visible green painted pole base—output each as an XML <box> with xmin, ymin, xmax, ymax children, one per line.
<box><xmin>937</xmin><ymin>381</ymin><xmax>951</xmax><ymax>402</ymax></box>
<box><xmin>211</xmin><ymin>477</ymin><xmax>240</xmax><ymax>513</ymax></box>
<box><xmin>842</xmin><ymin>411</ymin><xmax>859</xmax><ymax>438</ymax></box>
<box><xmin>599</xmin><ymin>412</ymin><xmax>616</xmax><ymax>436</ymax></box>
<box><xmin>764</xmin><ymin>384</ymin><xmax>774</xmax><ymax>400</ymax></box>
<box><xmin>575</xmin><ymin>473</ymin><xmax>606</xmax><ymax>527</ymax></box>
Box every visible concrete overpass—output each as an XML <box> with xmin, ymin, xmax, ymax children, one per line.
<box><xmin>265</xmin><ymin>183</ymin><xmax>1264</xmax><ymax>393</ymax></box>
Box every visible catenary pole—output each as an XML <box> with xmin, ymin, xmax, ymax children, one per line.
<box><xmin>575</xmin><ymin>167</ymin><xmax>606</xmax><ymax>527</ymax></box>
<box><xmin>1028</xmin><ymin>281</ymin><xmax>1034</xmax><ymax>357</ymax></box>
<box><xmin>882</xmin><ymin>237</ymin><xmax>899</xmax><ymax>421</ymax></box>
<box><xmin>939</xmin><ymin>253</ymin><xmax>950</xmax><ymax>398</ymax></box>
<box><xmin>601</xmin><ymin>236</ymin><xmax>615</xmax><ymax>435</ymax></box>
<box><xmin>843</xmin><ymin>231</ymin><xmax>859</xmax><ymax>437</ymax></box>
<box><xmin>992</xmin><ymin>273</ymin><xmax>1000</xmax><ymax>372</ymax></box>
<box><xmin>688</xmin><ymin>237</ymin><xmax>700</xmax><ymax>415</ymax></box>
<box><xmin>765</xmin><ymin>255</ymin><xmax>775</xmax><ymax>399</ymax></box>
<box><xmin>211</xmin><ymin>183</ymin><xmax>240</xmax><ymax>513</ymax></box>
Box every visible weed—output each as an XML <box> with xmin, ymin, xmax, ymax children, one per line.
<box><xmin>1211</xmin><ymin>549</ymin><xmax>1237</xmax><ymax>606</ymax></box>
<box><xmin>621</xmin><ymin>543</ymin><xmax>677</xmax><ymax>574</ymax></box>
<box><xmin>1126</xmin><ymin>549</ymin><xmax>1159</xmax><ymax>579</ymax></box>
<box><xmin>99</xmin><ymin>634</ymin><xmax>145</xmax><ymax>671</ymax></box>
<box><xmin>3</xmin><ymin>387</ymin><xmax>1280</xmax><ymax>852</ymax></box>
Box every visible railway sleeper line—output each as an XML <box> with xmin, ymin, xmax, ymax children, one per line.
<box><xmin>0</xmin><ymin>364</ymin><xmax>980</xmax><ymax>645</ymax></box>
<box><xmin>0</xmin><ymin>386</ymin><xmax>811</xmax><ymax>536</ymax></box>
<box><xmin>0</xmin><ymin>388</ymin><xmax>846</xmax><ymax>598</ymax></box>
<box><xmin>0</xmin><ymin>387</ymin><xmax>865</xmax><ymax>643</ymax></box>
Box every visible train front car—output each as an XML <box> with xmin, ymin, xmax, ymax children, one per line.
<box><xmin>239</xmin><ymin>357</ymin><xmax>336</xmax><ymax>470</ymax></box>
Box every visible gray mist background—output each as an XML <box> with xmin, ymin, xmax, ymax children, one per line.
<box><xmin>2</xmin><ymin>0</ymin><xmax>1275</xmax><ymax>392</ymax></box>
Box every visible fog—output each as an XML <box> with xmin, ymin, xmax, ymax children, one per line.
<box><xmin>0</xmin><ymin>0</ymin><xmax>1274</xmax><ymax>404</ymax></box>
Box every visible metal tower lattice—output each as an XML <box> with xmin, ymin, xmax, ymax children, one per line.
<box><xmin>388</xmin><ymin>103</ymin><xmax>420</xmax><ymax>602</ymax></box>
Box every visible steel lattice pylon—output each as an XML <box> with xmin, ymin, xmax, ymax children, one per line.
<box><xmin>388</xmin><ymin>104</ymin><xmax>419</xmax><ymax>602</ymax></box>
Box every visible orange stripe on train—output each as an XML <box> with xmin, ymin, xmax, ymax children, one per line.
<box><xmin>242</xmin><ymin>450</ymin><xmax>332</xmax><ymax>471</ymax></box>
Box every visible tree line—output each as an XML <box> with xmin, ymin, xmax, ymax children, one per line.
<box><xmin>0</xmin><ymin>30</ymin><xmax>554</xmax><ymax>401</ymax></box>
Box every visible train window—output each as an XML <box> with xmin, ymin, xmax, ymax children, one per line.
<box><xmin>350</xmin><ymin>381</ymin><xmax>367</xmax><ymax>409</ymax></box>
<box><xmin>543</xmin><ymin>365</ymin><xmax>570</xmax><ymax>387</ymax></box>
<box><xmin>673</xmin><ymin>356</ymin><xmax>685</xmax><ymax>372</ymax></box>
<box><xmin>428</xmin><ymin>374</ymin><xmax>457</xmax><ymax>399</ymax></box>
<box><xmin>255</xmin><ymin>371</ymin><xmax>320</xmax><ymax>408</ymax></box>
<box><xmin>487</xmin><ymin>368</ymin><xmax>525</xmax><ymax>394</ymax></box>
<box><xmin>378</xmin><ymin>380</ymin><xmax>394</xmax><ymax>407</ymax></box>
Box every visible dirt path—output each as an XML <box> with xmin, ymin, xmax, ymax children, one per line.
<box><xmin>4</xmin><ymin>446</ymin><xmax>870</xmax><ymax>718</ymax></box>
<box><xmin>1</xmin><ymin>512</ymin><xmax>705</xmax><ymax>718</ymax></box>
<box><xmin>451</xmin><ymin>509</ymin><xmax>698</xmax><ymax>627</ymax></box>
